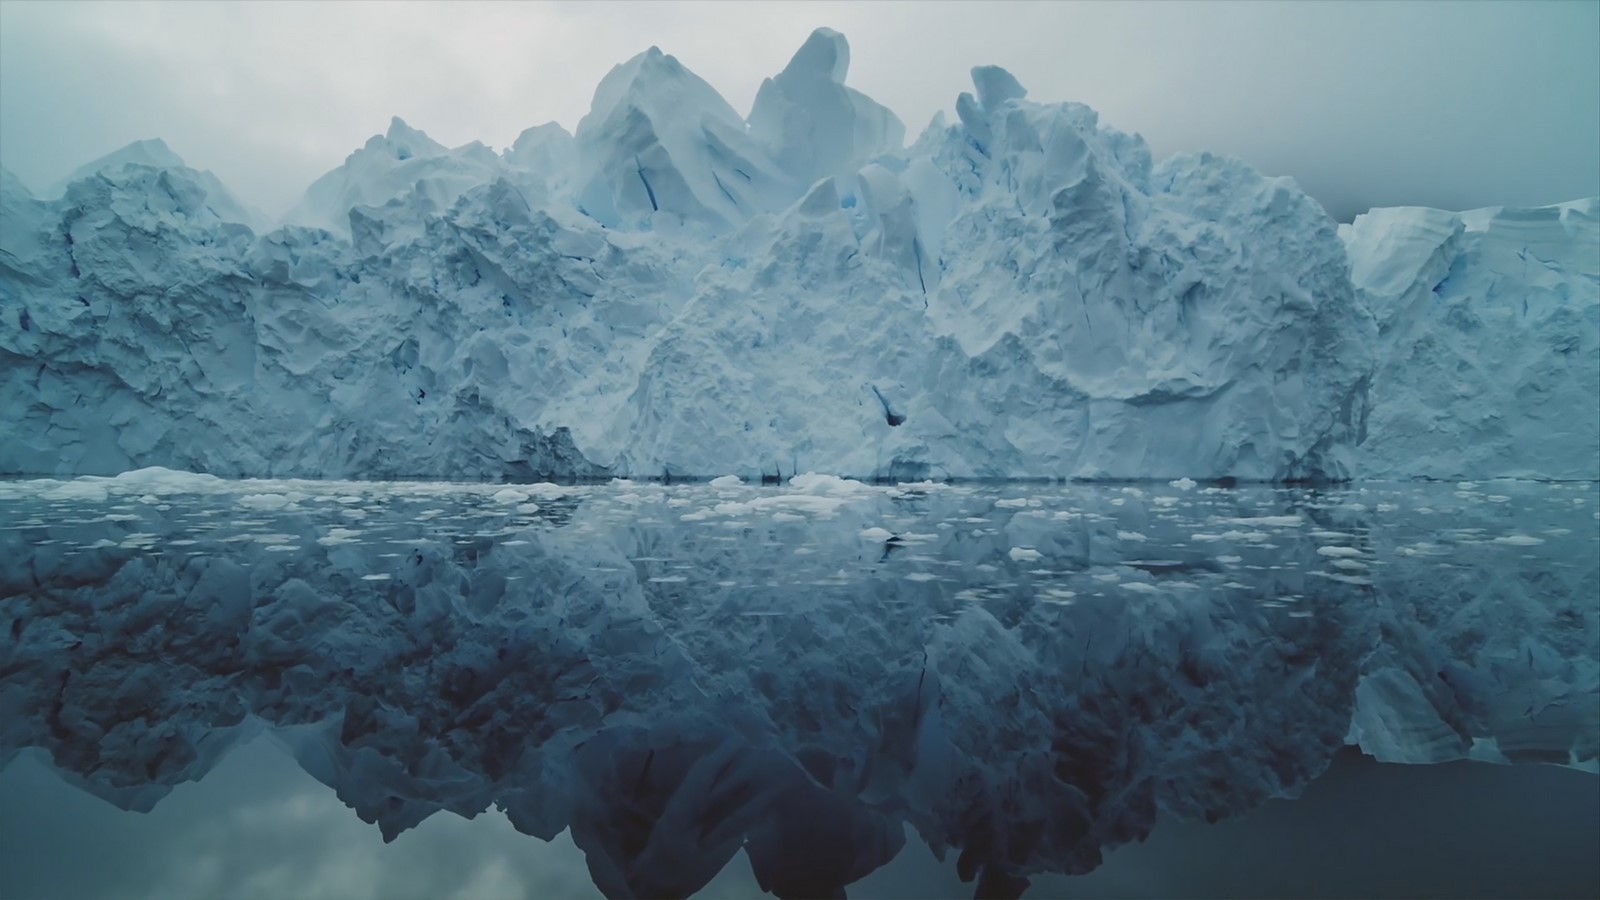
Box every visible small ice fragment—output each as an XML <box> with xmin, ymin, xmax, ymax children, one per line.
<box><xmin>1493</xmin><ymin>534</ymin><xmax>1544</xmax><ymax>546</ymax></box>
<box><xmin>1317</xmin><ymin>545</ymin><xmax>1362</xmax><ymax>557</ymax></box>
<box><xmin>1009</xmin><ymin>547</ymin><xmax>1043</xmax><ymax>562</ymax></box>
<box><xmin>1170</xmin><ymin>477</ymin><xmax>1197</xmax><ymax>490</ymax></box>
<box><xmin>1117</xmin><ymin>531</ymin><xmax>1147</xmax><ymax>542</ymax></box>
<box><xmin>709</xmin><ymin>475</ymin><xmax>742</xmax><ymax>488</ymax></box>
<box><xmin>361</xmin><ymin>574</ymin><xmax>391</xmax><ymax>581</ymax></box>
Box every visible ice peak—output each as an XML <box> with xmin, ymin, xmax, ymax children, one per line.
<box><xmin>71</xmin><ymin>138</ymin><xmax>185</xmax><ymax>176</ymax></box>
<box><xmin>46</xmin><ymin>138</ymin><xmax>190</xmax><ymax>199</ymax></box>
<box><xmin>376</xmin><ymin>117</ymin><xmax>446</xmax><ymax>161</ymax></box>
<box><xmin>1</xmin><ymin>166</ymin><xmax>33</xmax><ymax>199</ymax></box>
<box><xmin>386</xmin><ymin>116</ymin><xmax>416</xmax><ymax>139</ymax></box>
<box><xmin>578</xmin><ymin>45</ymin><xmax>742</xmax><ymax>141</ymax></box>
<box><xmin>781</xmin><ymin>27</ymin><xmax>850</xmax><ymax>84</ymax></box>
<box><xmin>972</xmin><ymin>66</ymin><xmax>1027</xmax><ymax>111</ymax></box>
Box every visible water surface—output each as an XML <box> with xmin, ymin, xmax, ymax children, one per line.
<box><xmin>1</xmin><ymin>473</ymin><xmax>1595</xmax><ymax>898</ymax></box>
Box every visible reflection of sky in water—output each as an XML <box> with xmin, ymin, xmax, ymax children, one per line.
<box><xmin>0</xmin><ymin>472</ymin><xmax>1596</xmax><ymax>898</ymax></box>
<box><xmin>2</xmin><ymin>741</ymin><xmax>1595</xmax><ymax>899</ymax></box>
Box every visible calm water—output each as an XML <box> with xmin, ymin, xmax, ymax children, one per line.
<box><xmin>1</xmin><ymin>473</ymin><xmax>1596</xmax><ymax>899</ymax></box>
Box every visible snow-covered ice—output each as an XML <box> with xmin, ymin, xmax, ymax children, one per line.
<box><xmin>7</xmin><ymin>29</ymin><xmax>1587</xmax><ymax>483</ymax></box>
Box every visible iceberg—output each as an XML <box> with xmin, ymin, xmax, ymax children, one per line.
<box><xmin>1</xmin><ymin>28</ymin><xmax>1595</xmax><ymax>482</ymax></box>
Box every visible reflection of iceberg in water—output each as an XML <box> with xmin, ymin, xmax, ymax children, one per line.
<box><xmin>0</xmin><ymin>472</ymin><xmax>1595</xmax><ymax>898</ymax></box>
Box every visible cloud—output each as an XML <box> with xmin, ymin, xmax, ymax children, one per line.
<box><xmin>1</xmin><ymin>0</ymin><xmax>1595</xmax><ymax>221</ymax></box>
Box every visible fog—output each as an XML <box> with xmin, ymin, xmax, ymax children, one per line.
<box><xmin>1</xmin><ymin>0</ymin><xmax>1596</xmax><ymax>222</ymax></box>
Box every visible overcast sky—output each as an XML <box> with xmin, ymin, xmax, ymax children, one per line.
<box><xmin>0</xmin><ymin>0</ymin><xmax>1596</xmax><ymax>222</ymax></box>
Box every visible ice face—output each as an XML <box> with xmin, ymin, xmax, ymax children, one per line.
<box><xmin>1</xmin><ymin>478</ymin><xmax>1594</xmax><ymax>898</ymax></box>
<box><xmin>748</xmin><ymin>28</ymin><xmax>906</xmax><ymax>192</ymax></box>
<box><xmin>0</xmin><ymin>29</ymin><xmax>1595</xmax><ymax>482</ymax></box>
<box><xmin>1345</xmin><ymin>198</ymin><xmax>1600</xmax><ymax>481</ymax></box>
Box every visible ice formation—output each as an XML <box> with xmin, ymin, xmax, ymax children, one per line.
<box><xmin>1</xmin><ymin>28</ymin><xmax>1596</xmax><ymax>481</ymax></box>
<box><xmin>1342</xmin><ymin>200</ymin><xmax>1599</xmax><ymax>481</ymax></box>
<box><xmin>0</xmin><ymin>476</ymin><xmax>1594</xmax><ymax>898</ymax></box>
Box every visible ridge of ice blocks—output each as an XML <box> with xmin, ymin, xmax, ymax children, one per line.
<box><xmin>1341</xmin><ymin>199</ymin><xmax>1600</xmax><ymax>481</ymax></box>
<box><xmin>1</xmin><ymin>480</ymin><xmax>1595</xmax><ymax>898</ymax></box>
<box><xmin>2</xmin><ymin>27</ymin><xmax>1596</xmax><ymax>482</ymax></box>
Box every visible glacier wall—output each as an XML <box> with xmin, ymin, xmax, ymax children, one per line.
<box><xmin>1</xmin><ymin>29</ymin><xmax>1595</xmax><ymax>481</ymax></box>
<box><xmin>1342</xmin><ymin>200</ymin><xmax>1599</xmax><ymax>481</ymax></box>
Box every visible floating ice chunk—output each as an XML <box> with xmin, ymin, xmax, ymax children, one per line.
<box><xmin>491</xmin><ymin>488</ymin><xmax>530</xmax><ymax>503</ymax></box>
<box><xmin>360</xmin><ymin>574</ymin><xmax>391</xmax><ymax>581</ymax></box>
<box><xmin>1170</xmin><ymin>478</ymin><xmax>1198</xmax><ymax>490</ymax></box>
<box><xmin>1492</xmin><ymin>534</ymin><xmax>1545</xmax><ymax>546</ymax></box>
<box><xmin>709</xmin><ymin>475</ymin><xmax>743</xmax><ymax>488</ymax></box>
<box><xmin>1117</xmin><ymin>531</ymin><xmax>1148</xmax><ymax>542</ymax></box>
<box><xmin>317</xmin><ymin>527</ymin><xmax>364</xmax><ymax>546</ymax></box>
<box><xmin>1217</xmin><ymin>555</ymin><xmax>1242</xmax><ymax>564</ymax></box>
<box><xmin>903</xmin><ymin>572</ymin><xmax>938</xmax><ymax>582</ymax></box>
<box><xmin>1008</xmin><ymin>547</ymin><xmax>1042</xmax><ymax>562</ymax></box>
<box><xmin>1219</xmin><ymin>515</ymin><xmax>1301</xmax><ymax>527</ymax></box>
<box><xmin>238</xmin><ymin>493</ymin><xmax>293</xmax><ymax>511</ymax></box>
<box><xmin>995</xmin><ymin>498</ymin><xmax>1029</xmax><ymax>508</ymax></box>
<box><xmin>788</xmin><ymin>472</ymin><xmax>873</xmax><ymax>495</ymax></box>
<box><xmin>1120</xmin><ymin>582</ymin><xmax>1160</xmax><ymax>594</ymax></box>
<box><xmin>1317</xmin><ymin>545</ymin><xmax>1363</xmax><ymax>557</ymax></box>
<box><xmin>859</xmin><ymin>527</ymin><xmax>895</xmax><ymax>542</ymax></box>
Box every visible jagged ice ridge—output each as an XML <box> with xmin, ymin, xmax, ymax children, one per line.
<box><xmin>1</xmin><ymin>28</ymin><xmax>1595</xmax><ymax>481</ymax></box>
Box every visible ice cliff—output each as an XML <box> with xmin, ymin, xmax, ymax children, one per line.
<box><xmin>1343</xmin><ymin>200</ymin><xmax>1599</xmax><ymax>481</ymax></box>
<box><xmin>1</xmin><ymin>29</ymin><xmax>1596</xmax><ymax>481</ymax></box>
